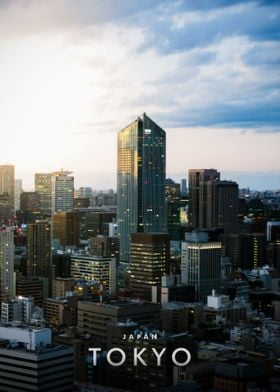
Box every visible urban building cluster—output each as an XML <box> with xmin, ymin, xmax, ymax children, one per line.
<box><xmin>0</xmin><ymin>113</ymin><xmax>280</xmax><ymax>391</ymax></box>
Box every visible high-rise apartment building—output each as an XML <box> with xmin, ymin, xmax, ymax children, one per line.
<box><xmin>188</xmin><ymin>169</ymin><xmax>220</xmax><ymax>229</ymax></box>
<box><xmin>1</xmin><ymin>296</ymin><xmax>34</xmax><ymax>323</ymax></box>
<box><xmin>0</xmin><ymin>164</ymin><xmax>15</xmax><ymax>219</ymax></box>
<box><xmin>35</xmin><ymin>173</ymin><xmax>52</xmax><ymax>216</ymax></box>
<box><xmin>117</xmin><ymin>113</ymin><xmax>166</xmax><ymax>262</ymax></box>
<box><xmin>52</xmin><ymin>170</ymin><xmax>74</xmax><ymax>213</ymax></box>
<box><xmin>130</xmin><ymin>233</ymin><xmax>170</xmax><ymax>301</ymax></box>
<box><xmin>71</xmin><ymin>254</ymin><xmax>116</xmax><ymax>294</ymax></box>
<box><xmin>26</xmin><ymin>220</ymin><xmax>51</xmax><ymax>278</ymax></box>
<box><xmin>181</xmin><ymin>231</ymin><xmax>222</xmax><ymax>303</ymax></box>
<box><xmin>0</xmin><ymin>228</ymin><xmax>14</xmax><ymax>304</ymax></box>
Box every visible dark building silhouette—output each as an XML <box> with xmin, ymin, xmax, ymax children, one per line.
<box><xmin>166</xmin><ymin>178</ymin><xmax>182</xmax><ymax>240</ymax></box>
<box><xmin>188</xmin><ymin>169</ymin><xmax>220</xmax><ymax>229</ymax></box>
<box><xmin>26</xmin><ymin>220</ymin><xmax>52</xmax><ymax>279</ymax></box>
<box><xmin>52</xmin><ymin>211</ymin><xmax>79</xmax><ymax>247</ymax></box>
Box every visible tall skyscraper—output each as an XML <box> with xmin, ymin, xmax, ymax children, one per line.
<box><xmin>117</xmin><ymin>113</ymin><xmax>166</xmax><ymax>262</ymax></box>
<box><xmin>188</xmin><ymin>169</ymin><xmax>239</xmax><ymax>235</ymax></box>
<box><xmin>207</xmin><ymin>180</ymin><xmax>239</xmax><ymax>234</ymax></box>
<box><xmin>0</xmin><ymin>164</ymin><xmax>15</xmax><ymax>218</ymax></box>
<box><xmin>0</xmin><ymin>228</ymin><xmax>14</xmax><ymax>304</ymax></box>
<box><xmin>181</xmin><ymin>231</ymin><xmax>221</xmax><ymax>303</ymax></box>
<box><xmin>52</xmin><ymin>170</ymin><xmax>74</xmax><ymax>214</ymax></box>
<box><xmin>130</xmin><ymin>232</ymin><xmax>170</xmax><ymax>301</ymax></box>
<box><xmin>181</xmin><ymin>178</ymin><xmax>187</xmax><ymax>196</ymax></box>
<box><xmin>188</xmin><ymin>169</ymin><xmax>220</xmax><ymax>229</ymax></box>
<box><xmin>35</xmin><ymin>173</ymin><xmax>52</xmax><ymax>216</ymax></box>
<box><xmin>26</xmin><ymin>220</ymin><xmax>51</xmax><ymax>278</ymax></box>
<box><xmin>0</xmin><ymin>193</ymin><xmax>13</xmax><ymax>224</ymax></box>
<box><xmin>14</xmin><ymin>179</ymin><xmax>23</xmax><ymax>211</ymax></box>
<box><xmin>165</xmin><ymin>178</ymin><xmax>181</xmax><ymax>240</ymax></box>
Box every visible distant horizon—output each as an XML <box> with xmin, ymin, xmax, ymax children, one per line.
<box><xmin>16</xmin><ymin>169</ymin><xmax>280</xmax><ymax>192</ymax></box>
<box><xmin>1</xmin><ymin>1</ymin><xmax>279</xmax><ymax>188</ymax></box>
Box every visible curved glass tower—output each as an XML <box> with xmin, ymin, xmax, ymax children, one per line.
<box><xmin>117</xmin><ymin>113</ymin><xmax>166</xmax><ymax>263</ymax></box>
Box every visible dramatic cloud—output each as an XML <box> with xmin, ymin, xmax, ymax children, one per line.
<box><xmin>0</xmin><ymin>0</ymin><xmax>279</xmax><ymax>188</ymax></box>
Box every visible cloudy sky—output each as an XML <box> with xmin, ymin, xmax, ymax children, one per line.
<box><xmin>0</xmin><ymin>0</ymin><xmax>279</xmax><ymax>190</ymax></box>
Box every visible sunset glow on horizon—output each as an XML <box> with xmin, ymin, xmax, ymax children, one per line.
<box><xmin>0</xmin><ymin>0</ymin><xmax>279</xmax><ymax>189</ymax></box>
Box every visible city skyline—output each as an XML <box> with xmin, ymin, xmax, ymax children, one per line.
<box><xmin>1</xmin><ymin>0</ymin><xmax>279</xmax><ymax>190</ymax></box>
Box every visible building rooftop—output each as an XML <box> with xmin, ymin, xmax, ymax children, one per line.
<box><xmin>81</xmin><ymin>299</ymin><xmax>159</xmax><ymax>310</ymax></box>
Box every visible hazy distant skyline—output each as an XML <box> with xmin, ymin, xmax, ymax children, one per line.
<box><xmin>1</xmin><ymin>0</ymin><xmax>279</xmax><ymax>190</ymax></box>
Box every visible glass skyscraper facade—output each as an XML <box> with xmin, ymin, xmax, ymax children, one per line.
<box><xmin>117</xmin><ymin>113</ymin><xmax>166</xmax><ymax>262</ymax></box>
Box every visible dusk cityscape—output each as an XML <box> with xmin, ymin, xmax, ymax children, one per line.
<box><xmin>0</xmin><ymin>1</ymin><xmax>280</xmax><ymax>392</ymax></box>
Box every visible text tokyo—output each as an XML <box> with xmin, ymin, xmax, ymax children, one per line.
<box><xmin>89</xmin><ymin>347</ymin><xmax>192</xmax><ymax>367</ymax></box>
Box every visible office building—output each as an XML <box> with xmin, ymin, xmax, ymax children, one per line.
<box><xmin>26</xmin><ymin>220</ymin><xmax>51</xmax><ymax>278</ymax></box>
<box><xmin>35</xmin><ymin>173</ymin><xmax>52</xmax><ymax>216</ymax></box>
<box><xmin>188</xmin><ymin>169</ymin><xmax>239</xmax><ymax>235</ymax></box>
<box><xmin>77</xmin><ymin>208</ymin><xmax>116</xmax><ymax>240</ymax></box>
<box><xmin>117</xmin><ymin>113</ymin><xmax>166</xmax><ymax>262</ymax></box>
<box><xmin>188</xmin><ymin>169</ymin><xmax>220</xmax><ymax>229</ymax></box>
<box><xmin>78</xmin><ymin>299</ymin><xmax>160</xmax><ymax>348</ymax></box>
<box><xmin>204</xmin><ymin>290</ymin><xmax>247</xmax><ymax>324</ymax></box>
<box><xmin>92</xmin><ymin>190</ymin><xmax>117</xmax><ymax>206</ymax></box>
<box><xmin>0</xmin><ymin>164</ymin><xmax>15</xmax><ymax>217</ymax></box>
<box><xmin>130</xmin><ymin>232</ymin><xmax>170</xmax><ymax>301</ymax></box>
<box><xmin>52</xmin><ymin>211</ymin><xmax>79</xmax><ymax>247</ymax></box>
<box><xmin>71</xmin><ymin>254</ymin><xmax>117</xmax><ymax>294</ymax></box>
<box><xmin>77</xmin><ymin>187</ymin><xmax>93</xmax><ymax>199</ymax></box>
<box><xmin>52</xmin><ymin>278</ymin><xmax>75</xmax><ymax>298</ymax></box>
<box><xmin>181</xmin><ymin>231</ymin><xmax>222</xmax><ymax>303</ymax></box>
<box><xmin>14</xmin><ymin>179</ymin><xmax>22</xmax><ymax>211</ymax></box>
<box><xmin>165</xmin><ymin>178</ymin><xmax>182</xmax><ymax>240</ymax></box>
<box><xmin>181</xmin><ymin>178</ymin><xmax>187</xmax><ymax>196</ymax></box>
<box><xmin>267</xmin><ymin>221</ymin><xmax>280</xmax><ymax>241</ymax></box>
<box><xmin>52</xmin><ymin>253</ymin><xmax>71</xmax><ymax>278</ymax></box>
<box><xmin>214</xmin><ymin>360</ymin><xmax>269</xmax><ymax>392</ymax></box>
<box><xmin>74</xmin><ymin>197</ymin><xmax>90</xmax><ymax>208</ymax></box>
<box><xmin>0</xmin><ymin>193</ymin><xmax>13</xmax><ymax>224</ymax></box>
<box><xmin>207</xmin><ymin>180</ymin><xmax>239</xmax><ymax>234</ymax></box>
<box><xmin>44</xmin><ymin>296</ymin><xmax>78</xmax><ymax>326</ymax></box>
<box><xmin>159</xmin><ymin>274</ymin><xmax>195</xmax><ymax>304</ymax></box>
<box><xmin>52</xmin><ymin>170</ymin><xmax>74</xmax><ymax>213</ymax></box>
<box><xmin>222</xmin><ymin>232</ymin><xmax>266</xmax><ymax>270</ymax></box>
<box><xmin>0</xmin><ymin>324</ymin><xmax>73</xmax><ymax>392</ymax></box>
<box><xmin>89</xmin><ymin>235</ymin><xmax>112</xmax><ymax>257</ymax></box>
<box><xmin>104</xmin><ymin>323</ymin><xmax>197</xmax><ymax>392</ymax></box>
<box><xmin>240</xmin><ymin>233</ymin><xmax>266</xmax><ymax>269</ymax></box>
<box><xmin>16</xmin><ymin>277</ymin><xmax>48</xmax><ymax>306</ymax></box>
<box><xmin>20</xmin><ymin>191</ymin><xmax>41</xmax><ymax>212</ymax></box>
<box><xmin>161</xmin><ymin>302</ymin><xmax>204</xmax><ymax>333</ymax></box>
<box><xmin>0</xmin><ymin>228</ymin><xmax>14</xmax><ymax>304</ymax></box>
